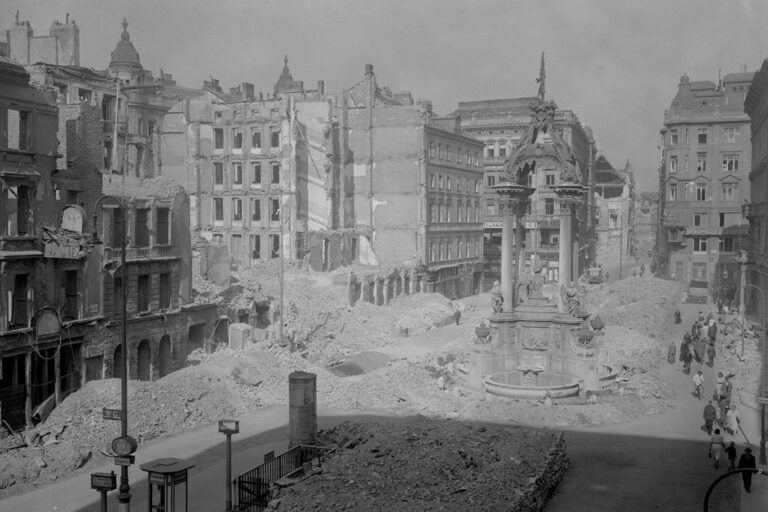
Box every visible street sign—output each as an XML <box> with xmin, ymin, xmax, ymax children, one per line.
<box><xmin>102</xmin><ymin>408</ymin><xmax>122</xmax><ymax>420</ymax></box>
<box><xmin>90</xmin><ymin>471</ymin><xmax>117</xmax><ymax>491</ymax></box>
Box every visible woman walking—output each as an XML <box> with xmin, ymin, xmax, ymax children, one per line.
<box><xmin>709</xmin><ymin>428</ymin><xmax>725</xmax><ymax>468</ymax></box>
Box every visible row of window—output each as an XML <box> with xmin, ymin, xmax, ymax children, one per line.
<box><xmin>214</xmin><ymin>161</ymin><xmax>280</xmax><ymax>187</ymax></box>
<box><xmin>429</xmin><ymin>201</ymin><xmax>481</xmax><ymax>223</ymax></box>
<box><xmin>429</xmin><ymin>238</ymin><xmax>482</xmax><ymax>263</ymax></box>
<box><xmin>214</xmin><ymin>126</ymin><xmax>280</xmax><ymax>151</ymax></box>
<box><xmin>691</xmin><ymin>236</ymin><xmax>737</xmax><ymax>253</ymax></box>
<box><xmin>428</xmin><ymin>141</ymin><xmax>482</xmax><ymax>167</ymax></box>
<box><xmin>107</xmin><ymin>207</ymin><xmax>170</xmax><ymax>248</ymax></box>
<box><xmin>667</xmin><ymin>182</ymin><xmax>739</xmax><ymax>201</ymax></box>
<box><xmin>212</xmin><ymin>197</ymin><xmax>280</xmax><ymax>223</ymax></box>
<box><xmin>667</xmin><ymin>153</ymin><xmax>741</xmax><ymax>173</ymax></box>
<box><xmin>212</xmin><ymin>233</ymin><xmax>281</xmax><ymax>261</ymax></box>
<box><xmin>112</xmin><ymin>272</ymin><xmax>172</xmax><ymax>316</ymax></box>
<box><xmin>428</xmin><ymin>173</ymin><xmax>481</xmax><ymax>192</ymax></box>
<box><xmin>668</xmin><ymin>126</ymin><xmax>741</xmax><ymax>146</ymax></box>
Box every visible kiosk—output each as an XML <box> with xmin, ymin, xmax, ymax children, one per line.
<box><xmin>139</xmin><ymin>458</ymin><xmax>195</xmax><ymax>512</ymax></box>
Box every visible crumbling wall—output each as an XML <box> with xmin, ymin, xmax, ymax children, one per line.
<box><xmin>344</xmin><ymin>105</ymin><xmax>423</xmax><ymax>266</ymax></box>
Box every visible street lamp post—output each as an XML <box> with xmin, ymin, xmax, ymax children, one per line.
<box><xmin>219</xmin><ymin>419</ymin><xmax>240</xmax><ymax>512</ymax></box>
<box><xmin>735</xmin><ymin>251</ymin><xmax>768</xmax><ymax>465</ymax></box>
<box><xmin>91</xmin><ymin>195</ymin><xmax>137</xmax><ymax>511</ymax></box>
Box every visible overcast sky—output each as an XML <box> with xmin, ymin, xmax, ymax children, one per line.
<box><xmin>3</xmin><ymin>0</ymin><xmax>768</xmax><ymax>191</ymax></box>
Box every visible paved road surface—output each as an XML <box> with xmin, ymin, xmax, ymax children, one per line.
<box><xmin>546</xmin><ymin>298</ymin><xmax>766</xmax><ymax>511</ymax></box>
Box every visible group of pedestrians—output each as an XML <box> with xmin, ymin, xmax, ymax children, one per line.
<box><xmin>671</xmin><ymin>307</ymin><xmax>758</xmax><ymax>492</ymax></box>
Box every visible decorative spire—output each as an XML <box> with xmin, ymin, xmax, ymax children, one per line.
<box><xmin>536</xmin><ymin>52</ymin><xmax>546</xmax><ymax>102</ymax></box>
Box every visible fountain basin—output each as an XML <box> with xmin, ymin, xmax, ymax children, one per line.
<box><xmin>482</xmin><ymin>371</ymin><xmax>580</xmax><ymax>400</ymax></box>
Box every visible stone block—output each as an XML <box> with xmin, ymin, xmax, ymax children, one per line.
<box><xmin>229</xmin><ymin>322</ymin><xmax>252</xmax><ymax>350</ymax></box>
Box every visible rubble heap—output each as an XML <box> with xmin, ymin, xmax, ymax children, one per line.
<box><xmin>272</xmin><ymin>416</ymin><xmax>568</xmax><ymax>511</ymax></box>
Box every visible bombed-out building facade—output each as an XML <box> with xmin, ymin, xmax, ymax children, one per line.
<box><xmin>0</xmin><ymin>15</ymin><xmax>219</xmax><ymax>429</ymax></box>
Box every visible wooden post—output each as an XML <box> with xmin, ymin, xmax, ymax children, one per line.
<box><xmin>25</xmin><ymin>352</ymin><xmax>32</xmax><ymax>427</ymax></box>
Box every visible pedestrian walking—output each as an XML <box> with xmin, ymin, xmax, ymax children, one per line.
<box><xmin>667</xmin><ymin>341</ymin><xmax>677</xmax><ymax>364</ymax></box>
<box><xmin>718</xmin><ymin>398</ymin><xmax>729</xmax><ymax>429</ymax></box>
<box><xmin>725</xmin><ymin>441</ymin><xmax>737</xmax><ymax>470</ymax></box>
<box><xmin>706</xmin><ymin>343</ymin><xmax>716</xmax><ymax>367</ymax></box>
<box><xmin>709</xmin><ymin>428</ymin><xmax>725</xmax><ymax>468</ymax></box>
<box><xmin>726</xmin><ymin>405</ymin><xmax>740</xmax><ymax>436</ymax></box>
<box><xmin>680</xmin><ymin>338</ymin><xmax>691</xmax><ymax>374</ymax></box>
<box><xmin>738</xmin><ymin>447</ymin><xmax>757</xmax><ymax>492</ymax></box>
<box><xmin>708</xmin><ymin>322</ymin><xmax>717</xmax><ymax>343</ymax></box>
<box><xmin>698</xmin><ymin>311</ymin><xmax>706</xmax><ymax>323</ymax></box>
<box><xmin>703</xmin><ymin>401</ymin><xmax>717</xmax><ymax>435</ymax></box>
<box><xmin>674</xmin><ymin>310</ymin><xmax>682</xmax><ymax>324</ymax></box>
<box><xmin>716</xmin><ymin>372</ymin><xmax>725</xmax><ymax>399</ymax></box>
<box><xmin>722</xmin><ymin>376</ymin><xmax>733</xmax><ymax>402</ymax></box>
<box><xmin>693</xmin><ymin>370</ymin><xmax>704</xmax><ymax>400</ymax></box>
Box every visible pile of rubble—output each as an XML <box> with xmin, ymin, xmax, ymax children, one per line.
<box><xmin>584</xmin><ymin>276</ymin><xmax>684</xmax><ymax>344</ymax></box>
<box><xmin>0</xmin><ymin>271</ymin><xmax>686</xmax><ymax>499</ymax></box>
<box><xmin>272</xmin><ymin>416</ymin><xmax>568</xmax><ymax>511</ymax></box>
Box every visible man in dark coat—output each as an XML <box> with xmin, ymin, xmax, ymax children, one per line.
<box><xmin>703</xmin><ymin>401</ymin><xmax>717</xmax><ymax>435</ymax></box>
<box><xmin>738</xmin><ymin>447</ymin><xmax>757</xmax><ymax>492</ymax></box>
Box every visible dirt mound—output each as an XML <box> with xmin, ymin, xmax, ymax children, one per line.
<box><xmin>272</xmin><ymin>416</ymin><xmax>565</xmax><ymax>511</ymax></box>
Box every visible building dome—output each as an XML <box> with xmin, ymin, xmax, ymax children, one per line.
<box><xmin>109</xmin><ymin>18</ymin><xmax>142</xmax><ymax>71</ymax></box>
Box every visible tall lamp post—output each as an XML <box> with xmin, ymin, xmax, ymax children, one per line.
<box><xmin>91</xmin><ymin>195</ymin><xmax>137</xmax><ymax>511</ymax></box>
<box><xmin>735</xmin><ymin>251</ymin><xmax>768</xmax><ymax>465</ymax></box>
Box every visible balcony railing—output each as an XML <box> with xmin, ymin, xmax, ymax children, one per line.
<box><xmin>104</xmin><ymin>244</ymin><xmax>175</xmax><ymax>262</ymax></box>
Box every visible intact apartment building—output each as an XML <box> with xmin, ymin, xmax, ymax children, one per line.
<box><xmin>452</xmin><ymin>98</ymin><xmax>596</xmax><ymax>287</ymax></box>
<box><xmin>658</xmin><ymin>71</ymin><xmax>753</xmax><ymax>300</ymax></box>
<box><xmin>743</xmin><ymin>58</ymin><xmax>768</xmax><ymax>325</ymax></box>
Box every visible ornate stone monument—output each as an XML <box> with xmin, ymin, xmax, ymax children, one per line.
<box><xmin>462</xmin><ymin>57</ymin><xmax>616</xmax><ymax>399</ymax></box>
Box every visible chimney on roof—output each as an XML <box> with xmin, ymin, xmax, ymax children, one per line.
<box><xmin>365</xmin><ymin>64</ymin><xmax>373</xmax><ymax>77</ymax></box>
<box><xmin>317</xmin><ymin>80</ymin><xmax>324</xmax><ymax>95</ymax></box>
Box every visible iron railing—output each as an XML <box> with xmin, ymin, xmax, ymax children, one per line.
<box><xmin>234</xmin><ymin>444</ymin><xmax>333</xmax><ymax>512</ymax></box>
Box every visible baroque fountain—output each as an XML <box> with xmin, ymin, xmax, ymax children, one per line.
<box><xmin>462</xmin><ymin>68</ymin><xmax>617</xmax><ymax>399</ymax></box>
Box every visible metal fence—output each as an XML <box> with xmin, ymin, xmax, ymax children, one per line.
<box><xmin>234</xmin><ymin>444</ymin><xmax>333</xmax><ymax>512</ymax></box>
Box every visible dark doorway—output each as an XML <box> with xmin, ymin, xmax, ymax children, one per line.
<box><xmin>214</xmin><ymin>318</ymin><xmax>229</xmax><ymax>350</ymax></box>
<box><xmin>137</xmin><ymin>339</ymin><xmax>151</xmax><ymax>381</ymax></box>
<box><xmin>158</xmin><ymin>335</ymin><xmax>171</xmax><ymax>378</ymax></box>
<box><xmin>59</xmin><ymin>343</ymin><xmax>82</xmax><ymax>400</ymax></box>
<box><xmin>188</xmin><ymin>324</ymin><xmax>205</xmax><ymax>355</ymax></box>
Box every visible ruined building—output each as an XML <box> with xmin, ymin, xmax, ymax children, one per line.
<box><xmin>0</xmin><ymin>16</ymin><xmax>218</xmax><ymax>429</ymax></box>
<box><xmin>0</xmin><ymin>57</ymin><xmax>85</xmax><ymax>428</ymax></box>
<box><xmin>592</xmin><ymin>155</ymin><xmax>635</xmax><ymax>273</ymax></box>
<box><xmin>160</xmin><ymin>57</ymin><xmax>331</xmax><ymax>271</ymax></box>
<box><xmin>451</xmin><ymin>98</ymin><xmax>597</xmax><ymax>288</ymax></box>
<box><xmin>341</xmin><ymin>65</ymin><xmax>486</xmax><ymax>299</ymax></box>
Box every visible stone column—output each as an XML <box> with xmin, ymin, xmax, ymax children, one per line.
<box><xmin>500</xmin><ymin>210</ymin><xmax>516</xmax><ymax>311</ymax></box>
<box><xmin>374</xmin><ymin>279</ymin><xmax>382</xmax><ymax>305</ymax></box>
<box><xmin>384</xmin><ymin>277</ymin><xmax>391</xmax><ymax>306</ymax></box>
<box><xmin>400</xmin><ymin>269</ymin><xmax>407</xmax><ymax>297</ymax></box>
<box><xmin>558</xmin><ymin>199</ymin><xmax>574</xmax><ymax>294</ymax></box>
<box><xmin>359</xmin><ymin>278</ymin><xmax>368</xmax><ymax>305</ymax></box>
